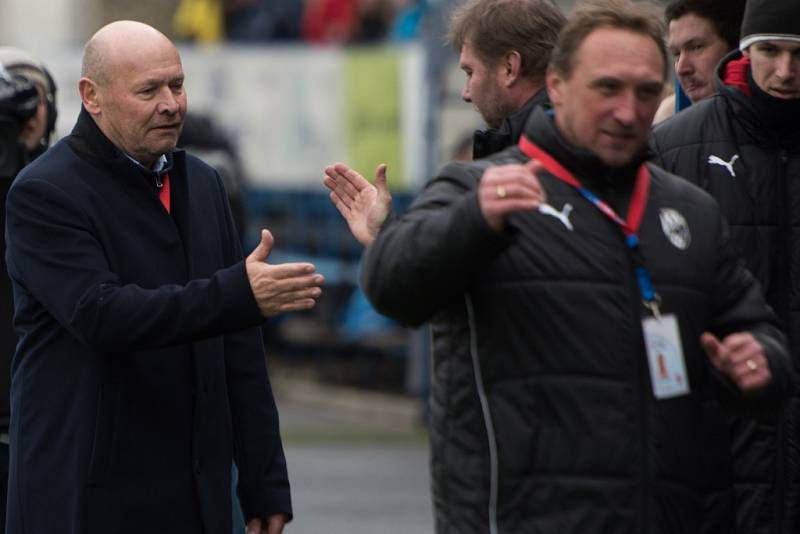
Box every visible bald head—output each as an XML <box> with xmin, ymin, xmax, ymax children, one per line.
<box><xmin>78</xmin><ymin>20</ymin><xmax>187</xmax><ymax>168</ymax></box>
<box><xmin>82</xmin><ymin>21</ymin><xmax>176</xmax><ymax>87</ymax></box>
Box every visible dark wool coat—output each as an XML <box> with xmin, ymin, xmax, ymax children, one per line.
<box><xmin>4</xmin><ymin>108</ymin><xmax>291</xmax><ymax>534</ymax></box>
<box><xmin>362</xmin><ymin>107</ymin><xmax>791</xmax><ymax>534</ymax></box>
<box><xmin>1</xmin><ymin>175</ymin><xmax>14</xmax><ymax>428</ymax></box>
<box><xmin>652</xmin><ymin>50</ymin><xmax>800</xmax><ymax>534</ymax></box>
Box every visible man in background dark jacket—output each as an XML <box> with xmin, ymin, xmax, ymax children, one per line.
<box><xmin>652</xmin><ymin>0</ymin><xmax>746</xmax><ymax>124</ymax></box>
<box><xmin>449</xmin><ymin>0</ymin><xmax>565</xmax><ymax>159</ymax></box>
<box><xmin>323</xmin><ymin>0</ymin><xmax>565</xmax><ymax>246</ymax></box>
<box><xmin>651</xmin><ymin>1</ymin><xmax>800</xmax><ymax>532</ymax></box>
<box><xmin>4</xmin><ymin>21</ymin><xmax>324</xmax><ymax>534</ymax></box>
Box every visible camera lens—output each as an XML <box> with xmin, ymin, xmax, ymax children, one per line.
<box><xmin>0</xmin><ymin>74</ymin><xmax>39</xmax><ymax>178</ymax></box>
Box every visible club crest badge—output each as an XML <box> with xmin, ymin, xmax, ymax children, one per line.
<box><xmin>659</xmin><ymin>208</ymin><xmax>691</xmax><ymax>250</ymax></box>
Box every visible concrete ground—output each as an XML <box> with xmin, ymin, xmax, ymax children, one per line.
<box><xmin>272</xmin><ymin>371</ymin><xmax>434</xmax><ymax>534</ymax></box>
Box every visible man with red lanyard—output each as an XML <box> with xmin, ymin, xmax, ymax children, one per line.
<box><xmin>339</xmin><ymin>0</ymin><xmax>793</xmax><ymax>532</ymax></box>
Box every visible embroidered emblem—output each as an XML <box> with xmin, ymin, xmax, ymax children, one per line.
<box><xmin>707</xmin><ymin>154</ymin><xmax>739</xmax><ymax>177</ymax></box>
<box><xmin>659</xmin><ymin>208</ymin><xmax>691</xmax><ymax>250</ymax></box>
<box><xmin>539</xmin><ymin>202</ymin><xmax>574</xmax><ymax>231</ymax></box>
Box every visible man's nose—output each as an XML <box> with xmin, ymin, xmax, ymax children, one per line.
<box><xmin>613</xmin><ymin>92</ymin><xmax>637</xmax><ymax>125</ymax></box>
<box><xmin>462</xmin><ymin>83</ymin><xmax>471</xmax><ymax>103</ymax></box>
<box><xmin>675</xmin><ymin>53</ymin><xmax>693</xmax><ymax>76</ymax></box>
<box><xmin>157</xmin><ymin>88</ymin><xmax>180</xmax><ymax>114</ymax></box>
<box><xmin>774</xmin><ymin>52</ymin><xmax>795</xmax><ymax>81</ymax></box>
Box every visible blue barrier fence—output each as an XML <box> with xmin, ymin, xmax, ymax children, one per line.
<box><xmin>243</xmin><ymin>187</ymin><xmax>417</xmax><ymax>392</ymax></box>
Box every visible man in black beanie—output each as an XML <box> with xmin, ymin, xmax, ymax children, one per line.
<box><xmin>651</xmin><ymin>1</ymin><xmax>800</xmax><ymax>532</ymax></box>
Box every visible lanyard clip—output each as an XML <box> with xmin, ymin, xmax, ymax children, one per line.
<box><xmin>643</xmin><ymin>294</ymin><xmax>662</xmax><ymax>321</ymax></box>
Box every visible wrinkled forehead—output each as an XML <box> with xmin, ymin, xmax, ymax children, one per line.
<box><xmin>107</xmin><ymin>42</ymin><xmax>183</xmax><ymax>83</ymax></box>
<box><xmin>668</xmin><ymin>13</ymin><xmax>719</xmax><ymax>48</ymax></box>
<box><xmin>574</xmin><ymin>28</ymin><xmax>666</xmax><ymax>82</ymax></box>
<box><xmin>459</xmin><ymin>39</ymin><xmax>485</xmax><ymax>67</ymax></box>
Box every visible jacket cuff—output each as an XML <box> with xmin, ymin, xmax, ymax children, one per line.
<box><xmin>217</xmin><ymin>260</ymin><xmax>263</xmax><ymax>326</ymax></box>
<box><xmin>238</xmin><ymin>487</ymin><xmax>293</xmax><ymax>524</ymax></box>
<box><xmin>753</xmin><ymin>330</ymin><xmax>794</xmax><ymax>401</ymax></box>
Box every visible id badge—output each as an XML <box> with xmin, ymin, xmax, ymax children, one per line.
<box><xmin>642</xmin><ymin>314</ymin><xmax>690</xmax><ymax>399</ymax></box>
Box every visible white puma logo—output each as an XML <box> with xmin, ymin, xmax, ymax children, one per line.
<box><xmin>539</xmin><ymin>202</ymin><xmax>574</xmax><ymax>231</ymax></box>
<box><xmin>707</xmin><ymin>154</ymin><xmax>739</xmax><ymax>177</ymax></box>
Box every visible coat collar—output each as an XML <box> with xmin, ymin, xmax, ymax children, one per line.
<box><xmin>473</xmin><ymin>88</ymin><xmax>549</xmax><ymax>159</ymax></box>
<box><xmin>714</xmin><ymin>49</ymin><xmax>800</xmax><ymax>146</ymax></box>
<box><xmin>521</xmin><ymin>106</ymin><xmax>648</xmax><ymax>215</ymax></box>
<box><xmin>67</xmin><ymin>106</ymin><xmax>178</xmax><ymax>180</ymax></box>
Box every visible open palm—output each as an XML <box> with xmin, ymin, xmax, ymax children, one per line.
<box><xmin>323</xmin><ymin>162</ymin><xmax>393</xmax><ymax>246</ymax></box>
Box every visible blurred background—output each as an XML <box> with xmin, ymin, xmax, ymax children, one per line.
<box><xmin>0</xmin><ymin>0</ymin><xmax>667</xmax><ymax>531</ymax></box>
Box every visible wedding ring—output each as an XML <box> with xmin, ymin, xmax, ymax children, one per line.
<box><xmin>746</xmin><ymin>359</ymin><xmax>757</xmax><ymax>372</ymax></box>
<box><xmin>496</xmin><ymin>185</ymin><xmax>507</xmax><ymax>199</ymax></box>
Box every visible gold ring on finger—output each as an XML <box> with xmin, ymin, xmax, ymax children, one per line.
<box><xmin>746</xmin><ymin>359</ymin><xmax>757</xmax><ymax>372</ymax></box>
<box><xmin>496</xmin><ymin>185</ymin><xmax>507</xmax><ymax>199</ymax></box>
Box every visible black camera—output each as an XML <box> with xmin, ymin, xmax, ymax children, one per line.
<box><xmin>0</xmin><ymin>71</ymin><xmax>40</xmax><ymax>180</ymax></box>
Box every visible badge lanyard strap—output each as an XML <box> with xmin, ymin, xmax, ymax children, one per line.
<box><xmin>519</xmin><ymin>135</ymin><xmax>662</xmax><ymax>318</ymax></box>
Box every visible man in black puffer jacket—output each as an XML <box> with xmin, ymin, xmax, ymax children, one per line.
<box><xmin>651</xmin><ymin>1</ymin><xmax>800</xmax><ymax>532</ymax></box>
<box><xmin>355</xmin><ymin>1</ymin><xmax>793</xmax><ymax>532</ymax></box>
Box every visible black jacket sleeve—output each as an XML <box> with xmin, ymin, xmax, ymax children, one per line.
<box><xmin>708</xmin><ymin>213</ymin><xmax>794</xmax><ymax>402</ymax></box>
<box><xmin>360</xmin><ymin>162</ymin><xmax>512</xmax><ymax>326</ymax></box>
<box><xmin>5</xmin><ymin>176</ymin><xmax>264</xmax><ymax>352</ymax></box>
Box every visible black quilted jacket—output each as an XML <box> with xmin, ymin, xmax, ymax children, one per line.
<box><xmin>363</xmin><ymin>107</ymin><xmax>792</xmax><ymax>534</ymax></box>
<box><xmin>652</xmin><ymin>50</ymin><xmax>800</xmax><ymax>534</ymax></box>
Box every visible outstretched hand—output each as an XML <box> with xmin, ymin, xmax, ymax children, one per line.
<box><xmin>323</xmin><ymin>162</ymin><xmax>392</xmax><ymax>246</ymax></box>
<box><xmin>245</xmin><ymin>229</ymin><xmax>324</xmax><ymax>317</ymax></box>
<box><xmin>701</xmin><ymin>331</ymin><xmax>772</xmax><ymax>394</ymax></box>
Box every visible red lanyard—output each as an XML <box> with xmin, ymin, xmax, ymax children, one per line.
<box><xmin>518</xmin><ymin>135</ymin><xmax>650</xmax><ymax>237</ymax></box>
<box><xmin>518</xmin><ymin>135</ymin><xmax>660</xmax><ymax>314</ymax></box>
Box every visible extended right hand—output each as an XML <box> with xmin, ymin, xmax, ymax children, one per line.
<box><xmin>245</xmin><ymin>229</ymin><xmax>324</xmax><ymax>317</ymax></box>
<box><xmin>323</xmin><ymin>162</ymin><xmax>392</xmax><ymax>246</ymax></box>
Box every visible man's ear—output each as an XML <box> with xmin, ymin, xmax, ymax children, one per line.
<box><xmin>79</xmin><ymin>77</ymin><xmax>101</xmax><ymax>115</ymax></box>
<box><xmin>501</xmin><ymin>50</ymin><xmax>522</xmax><ymax>88</ymax></box>
<box><xmin>545</xmin><ymin>67</ymin><xmax>563</xmax><ymax>107</ymax></box>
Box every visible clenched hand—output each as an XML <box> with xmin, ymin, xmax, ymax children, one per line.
<box><xmin>701</xmin><ymin>331</ymin><xmax>772</xmax><ymax>394</ymax></box>
<box><xmin>479</xmin><ymin>159</ymin><xmax>547</xmax><ymax>232</ymax></box>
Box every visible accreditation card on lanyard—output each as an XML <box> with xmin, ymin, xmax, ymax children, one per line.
<box><xmin>519</xmin><ymin>135</ymin><xmax>690</xmax><ymax>399</ymax></box>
